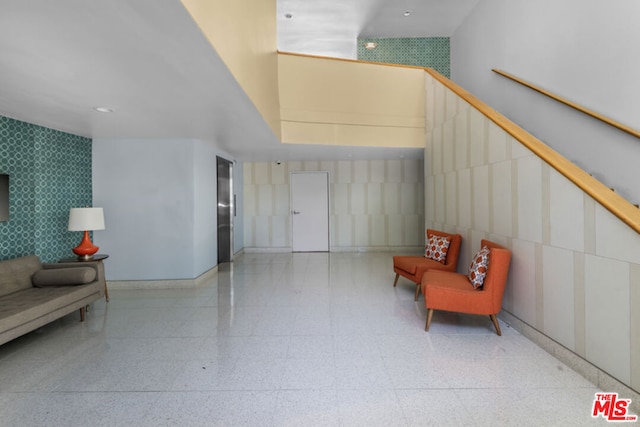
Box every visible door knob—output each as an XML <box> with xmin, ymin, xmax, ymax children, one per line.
<box><xmin>292</xmin><ymin>210</ymin><xmax>301</xmax><ymax>215</ymax></box>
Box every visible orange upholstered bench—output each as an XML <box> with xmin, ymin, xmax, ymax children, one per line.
<box><xmin>392</xmin><ymin>229</ymin><xmax>462</xmax><ymax>300</ymax></box>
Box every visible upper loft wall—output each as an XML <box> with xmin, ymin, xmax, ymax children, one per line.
<box><xmin>358</xmin><ymin>37</ymin><xmax>451</xmax><ymax>78</ymax></box>
<box><xmin>278</xmin><ymin>53</ymin><xmax>425</xmax><ymax>148</ymax></box>
<box><xmin>451</xmin><ymin>0</ymin><xmax>640</xmax><ymax>204</ymax></box>
<box><xmin>180</xmin><ymin>0</ymin><xmax>281</xmax><ymax>140</ymax></box>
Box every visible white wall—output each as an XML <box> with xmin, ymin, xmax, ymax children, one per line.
<box><xmin>193</xmin><ymin>141</ymin><xmax>218</xmax><ymax>277</ymax></box>
<box><xmin>93</xmin><ymin>138</ymin><xmax>236</xmax><ymax>281</ymax></box>
<box><xmin>451</xmin><ymin>0</ymin><xmax>640</xmax><ymax>203</ymax></box>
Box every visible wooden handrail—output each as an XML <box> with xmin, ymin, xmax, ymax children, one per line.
<box><xmin>492</xmin><ymin>69</ymin><xmax>640</xmax><ymax>139</ymax></box>
<box><xmin>277</xmin><ymin>52</ymin><xmax>640</xmax><ymax>233</ymax></box>
<box><xmin>425</xmin><ymin>68</ymin><xmax>640</xmax><ymax>234</ymax></box>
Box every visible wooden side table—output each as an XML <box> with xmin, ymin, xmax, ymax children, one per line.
<box><xmin>59</xmin><ymin>254</ymin><xmax>110</xmax><ymax>302</ymax></box>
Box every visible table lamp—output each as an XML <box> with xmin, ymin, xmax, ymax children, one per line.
<box><xmin>68</xmin><ymin>207</ymin><xmax>105</xmax><ymax>260</ymax></box>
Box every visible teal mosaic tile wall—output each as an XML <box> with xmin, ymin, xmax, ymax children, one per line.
<box><xmin>0</xmin><ymin>116</ymin><xmax>92</xmax><ymax>262</ymax></box>
<box><xmin>357</xmin><ymin>37</ymin><xmax>450</xmax><ymax>78</ymax></box>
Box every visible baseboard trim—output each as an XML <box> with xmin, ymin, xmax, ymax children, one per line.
<box><xmin>243</xmin><ymin>246</ymin><xmax>423</xmax><ymax>254</ymax></box>
<box><xmin>500</xmin><ymin>310</ymin><xmax>640</xmax><ymax>414</ymax></box>
<box><xmin>108</xmin><ymin>265</ymin><xmax>219</xmax><ymax>290</ymax></box>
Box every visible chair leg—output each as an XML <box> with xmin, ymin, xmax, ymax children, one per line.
<box><xmin>425</xmin><ymin>309</ymin><xmax>434</xmax><ymax>331</ymax></box>
<box><xmin>393</xmin><ymin>273</ymin><xmax>400</xmax><ymax>287</ymax></box>
<box><xmin>79</xmin><ymin>307</ymin><xmax>85</xmax><ymax>322</ymax></box>
<box><xmin>414</xmin><ymin>283</ymin><xmax>421</xmax><ymax>301</ymax></box>
<box><xmin>489</xmin><ymin>314</ymin><xmax>502</xmax><ymax>336</ymax></box>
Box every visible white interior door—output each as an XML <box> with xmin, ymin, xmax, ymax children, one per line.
<box><xmin>291</xmin><ymin>172</ymin><xmax>329</xmax><ymax>252</ymax></box>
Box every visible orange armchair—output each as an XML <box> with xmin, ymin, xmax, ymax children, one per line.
<box><xmin>393</xmin><ymin>229</ymin><xmax>462</xmax><ymax>301</ymax></box>
<box><xmin>421</xmin><ymin>239</ymin><xmax>511</xmax><ymax>335</ymax></box>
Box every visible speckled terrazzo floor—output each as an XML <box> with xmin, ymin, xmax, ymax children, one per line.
<box><xmin>0</xmin><ymin>252</ymin><xmax>615</xmax><ymax>426</ymax></box>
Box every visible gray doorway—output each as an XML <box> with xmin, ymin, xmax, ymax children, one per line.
<box><xmin>217</xmin><ymin>156</ymin><xmax>233</xmax><ymax>263</ymax></box>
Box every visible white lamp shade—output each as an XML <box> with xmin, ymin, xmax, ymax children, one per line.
<box><xmin>68</xmin><ymin>207</ymin><xmax>105</xmax><ymax>231</ymax></box>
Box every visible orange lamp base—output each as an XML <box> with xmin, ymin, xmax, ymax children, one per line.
<box><xmin>72</xmin><ymin>230</ymin><xmax>99</xmax><ymax>260</ymax></box>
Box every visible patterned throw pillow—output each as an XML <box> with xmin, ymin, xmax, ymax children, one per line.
<box><xmin>468</xmin><ymin>246</ymin><xmax>490</xmax><ymax>289</ymax></box>
<box><xmin>424</xmin><ymin>234</ymin><xmax>451</xmax><ymax>264</ymax></box>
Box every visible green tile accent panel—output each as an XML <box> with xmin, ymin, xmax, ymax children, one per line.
<box><xmin>358</xmin><ymin>37</ymin><xmax>450</xmax><ymax>78</ymax></box>
<box><xmin>0</xmin><ymin>116</ymin><xmax>92</xmax><ymax>262</ymax></box>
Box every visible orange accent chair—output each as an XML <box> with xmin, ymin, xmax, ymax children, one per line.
<box><xmin>392</xmin><ymin>229</ymin><xmax>462</xmax><ymax>301</ymax></box>
<box><xmin>421</xmin><ymin>239</ymin><xmax>511</xmax><ymax>336</ymax></box>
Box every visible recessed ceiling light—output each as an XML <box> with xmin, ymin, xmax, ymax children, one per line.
<box><xmin>284</xmin><ymin>13</ymin><xmax>293</xmax><ymax>19</ymax></box>
<box><xmin>403</xmin><ymin>10</ymin><xmax>412</xmax><ymax>17</ymax></box>
<box><xmin>93</xmin><ymin>107</ymin><xmax>114</xmax><ymax>113</ymax></box>
<box><xmin>364</xmin><ymin>42</ymin><xmax>378</xmax><ymax>50</ymax></box>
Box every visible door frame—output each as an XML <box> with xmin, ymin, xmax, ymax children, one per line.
<box><xmin>216</xmin><ymin>156</ymin><xmax>234</xmax><ymax>263</ymax></box>
<box><xmin>290</xmin><ymin>171</ymin><xmax>330</xmax><ymax>252</ymax></box>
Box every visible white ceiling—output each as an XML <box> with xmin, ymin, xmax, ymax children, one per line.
<box><xmin>0</xmin><ymin>0</ymin><xmax>478</xmax><ymax>161</ymax></box>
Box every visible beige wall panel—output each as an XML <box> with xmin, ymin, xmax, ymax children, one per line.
<box><xmin>442</xmin><ymin>120</ymin><xmax>455</xmax><ymax>173</ymax></box>
<box><xmin>257</xmin><ymin>184</ymin><xmax>273</xmax><ymax>216</ymax></box>
<box><xmin>336</xmin><ymin>215</ymin><xmax>353</xmax><ymax>247</ymax></box>
<box><xmin>492</xmin><ymin>160</ymin><xmax>513</xmax><ymax>237</ymax></box>
<box><xmin>425</xmin><ymin>76</ymin><xmax>639</xmax><ymax>395</ymax></box>
<box><xmin>371</xmin><ymin>215</ymin><xmax>387</xmax><ymax>246</ymax></box>
<box><xmin>455</xmin><ymin>111</ymin><xmax>469</xmax><ymax>170</ymax></box>
<box><xmin>508</xmin><ymin>239</ymin><xmax>538</xmax><ymax>325</ymax></box>
<box><xmin>630</xmin><ymin>264</ymin><xmax>640</xmax><ymax>391</ymax></box>
<box><xmin>511</xmin><ymin>136</ymin><xmax>533</xmax><ymax>159</ymax></box>
<box><xmin>542</xmin><ymin>245</ymin><xmax>576</xmax><ymax>350</ymax></box>
<box><xmin>405</xmin><ymin>215</ymin><xmax>422</xmax><ymax>246</ymax></box>
<box><xmin>517</xmin><ymin>156</ymin><xmax>543</xmax><ymax>243</ymax></box>
<box><xmin>244</xmin><ymin>184</ymin><xmax>256</xmax><ymax>216</ymax></box>
<box><xmin>336</xmin><ymin>124</ymin><xmax>425</xmax><ymax>148</ymax></box>
<box><xmin>472</xmin><ymin>165</ymin><xmax>490</xmax><ymax>232</ymax></box>
<box><xmin>350</xmin><ymin>183</ymin><xmax>366</xmax><ymax>215</ymax></box>
<box><xmin>367</xmin><ymin>184</ymin><xmax>382</xmax><ymax>215</ymax></box>
<box><xmin>400</xmin><ymin>183</ymin><xmax>418</xmax><ymax>215</ymax></box>
<box><xmin>280</xmin><ymin>109</ymin><xmax>424</xmax><ymax>128</ymax></box>
<box><xmin>387</xmin><ymin>160</ymin><xmax>403</xmax><ymax>183</ymax></box>
<box><xmin>254</xmin><ymin>162</ymin><xmax>269</xmax><ymax>184</ymax></box>
<box><xmin>458</xmin><ymin>168</ymin><xmax>472</xmax><ymax>229</ymax></box>
<box><xmin>353</xmin><ymin>161</ymin><xmax>369</xmax><ymax>183</ymax></box>
<box><xmin>271</xmin><ymin>163</ymin><xmax>286</xmax><ymax>185</ymax></box>
<box><xmin>370</xmin><ymin>160</ymin><xmax>385</xmax><ymax>183</ymax></box>
<box><xmin>585</xmin><ymin>255</ymin><xmax>631</xmax><ymax>384</ymax></box>
<box><xmin>435</xmin><ymin>174</ymin><xmax>446</xmax><ymax>224</ymax></box>
<box><xmin>271</xmin><ymin>216</ymin><xmax>288</xmax><ymax>248</ymax></box>
<box><xmin>549</xmin><ymin>169</ymin><xmax>584</xmax><ymax>252</ymax></box>
<box><xmin>254</xmin><ymin>216</ymin><xmax>270</xmax><ymax>247</ymax></box>
<box><xmin>354</xmin><ymin>216</ymin><xmax>369</xmax><ymax>246</ymax></box>
<box><xmin>280</xmin><ymin>121</ymin><xmax>336</xmax><ymax>146</ymax></box>
<box><xmin>181</xmin><ymin>0</ymin><xmax>280</xmax><ymax>138</ymax></box>
<box><xmin>274</xmin><ymin>184</ymin><xmax>290</xmax><ymax>217</ymax></box>
<box><xmin>469</xmin><ymin>109</ymin><xmax>486</xmax><ymax>167</ymax></box>
<box><xmin>404</xmin><ymin>159</ymin><xmax>421</xmax><ymax>183</ymax></box>
<box><xmin>434</xmin><ymin>82</ymin><xmax>446</xmax><ymax>126</ymax></box>
<box><xmin>445</xmin><ymin>171</ymin><xmax>457</xmax><ymax>225</ymax></box>
<box><xmin>387</xmin><ymin>215</ymin><xmax>404</xmax><ymax>246</ymax></box>
<box><xmin>333</xmin><ymin>184</ymin><xmax>349</xmax><ymax>215</ymax></box>
<box><xmin>337</xmin><ymin>161</ymin><xmax>352</xmax><ymax>184</ymax></box>
<box><xmin>278</xmin><ymin>54</ymin><xmax>424</xmax><ymax>148</ymax></box>
<box><xmin>426</xmin><ymin>176</ymin><xmax>436</xmax><ymax>223</ymax></box>
<box><xmin>432</xmin><ymin>127</ymin><xmax>443</xmax><ymax>175</ymax></box>
<box><xmin>488</xmin><ymin>121</ymin><xmax>508</xmax><ymax>164</ymax></box>
<box><xmin>383</xmin><ymin>183</ymin><xmax>400</xmax><ymax>215</ymax></box>
<box><xmin>445</xmin><ymin>89</ymin><xmax>458</xmax><ymax>121</ymax></box>
<box><xmin>595</xmin><ymin>204</ymin><xmax>640</xmax><ymax>265</ymax></box>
